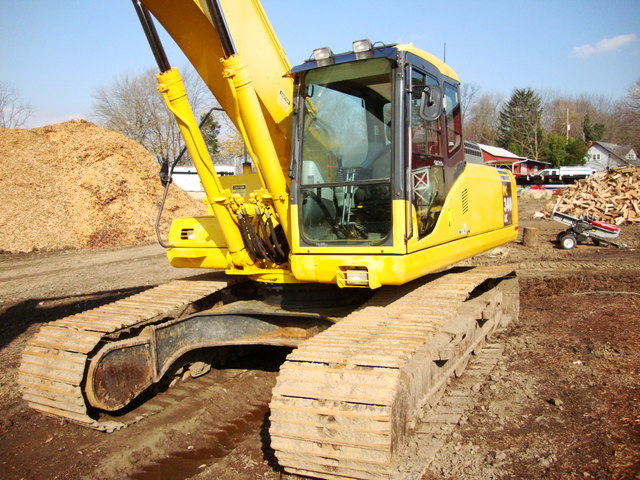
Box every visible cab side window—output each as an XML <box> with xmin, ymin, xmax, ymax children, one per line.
<box><xmin>444</xmin><ymin>83</ymin><xmax>462</xmax><ymax>154</ymax></box>
<box><xmin>411</xmin><ymin>70</ymin><xmax>442</xmax><ymax>165</ymax></box>
<box><xmin>410</xmin><ymin>69</ymin><xmax>445</xmax><ymax>238</ymax></box>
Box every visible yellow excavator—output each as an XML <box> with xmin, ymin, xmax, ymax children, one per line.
<box><xmin>19</xmin><ymin>1</ymin><xmax>519</xmax><ymax>478</ymax></box>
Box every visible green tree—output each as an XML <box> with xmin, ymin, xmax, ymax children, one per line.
<box><xmin>199</xmin><ymin>110</ymin><xmax>221</xmax><ymax>158</ymax></box>
<box><xmin>565</xmin><ymin>138</ymin><xmax>588</xmax><ymax>165</ymax></box>
<box><xmin>582</xmin><ymin>112</ymin><xmax>605</xmax><ymax>142</ymax></box>
<box><xmin>543</xmin><ymin>133</ymin><xmax>587</xmax><ymax>167</ymax></box>
<box><xmin>497</xmin><ymin>88</ymin><xmax>544</xmax><ymax>159</ymax></box>
<box><xmin>544</xmin><ymin>133</ymin><xmax>568</xmax><ymax>167</ymax></box>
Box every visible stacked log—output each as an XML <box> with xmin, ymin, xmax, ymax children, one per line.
<box><xmin>542</xmin><ymin>166</ymin><xmax>640</xmax><ymax>225</ymax></box>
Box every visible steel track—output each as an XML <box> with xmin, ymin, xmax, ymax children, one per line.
<box><xmin>269</xmin><ymin>265</ymin><xmax>518</xmax><ymax>480</ymax></box>
<box><xmin>18</xmin><ymin>278</ymin><xmax>226</xmax><ymax>431</ymax></box>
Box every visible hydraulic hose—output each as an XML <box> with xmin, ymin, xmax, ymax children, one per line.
<box><xmin>154</xmin><ymin>107</ymin><xmax>221</xmax><ymax>248</ymax></box>
<box><xmin>255</xmin><ymin>208</ymin><xmax>279</xmax><ymax>262</ymax></box>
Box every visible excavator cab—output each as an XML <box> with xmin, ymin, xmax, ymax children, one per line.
<box><xmin>285</xmin><ymin>42</ymin><xmax>515</xmax><ymax>288</ymax></box>
<box><xmin>295</xmin><ymin>56</ymin><xmax>394</xmax><ymax>244</ymax></box>
<box><xmin>291</xmin><ymin>44</ymin><xmax>463</xmax><ymax>249</ymax></box>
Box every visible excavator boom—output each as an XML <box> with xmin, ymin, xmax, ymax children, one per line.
<box><xmin>140</xmin><ymin>0</ymin><xmax>293</xmax><ymax>168</ymax></box>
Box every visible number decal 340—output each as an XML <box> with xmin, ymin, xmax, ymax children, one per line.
<box><xmin>502</xmin><ymin>182</ymin><xmax>513</xmax><ymax>226</ymax></box>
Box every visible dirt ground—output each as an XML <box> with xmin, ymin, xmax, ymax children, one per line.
<box><xmin>0</xmin><ymin>197</ymin><xmax>639</xmax><ymax>480</ymax></box>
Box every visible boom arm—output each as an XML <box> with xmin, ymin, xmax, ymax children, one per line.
<box><xmin>140</xmin><ymin>0</ymin><xmax>293</xmax><ymax>169</ymax></box>
<box><xmin>135</xmin><ymin>0</ymin><xmax>295</xmax><ymax>272</ymax></box>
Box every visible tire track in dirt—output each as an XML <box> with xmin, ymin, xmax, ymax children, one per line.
<box><xmin>464</xmin><ymin>258</ymin><xmax>639</xmax><ymax>277</ymax></box>
<box><xmin>90</xmin><ymin>347</ymin><xmax>289</xmax><ymax>480</ymax></box>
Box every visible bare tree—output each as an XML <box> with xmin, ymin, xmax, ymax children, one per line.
<box><xmin>615</xmin><ymin>78</ymin><xmax>640</xmax><ymax>148</ymax></box>
<box><xmin>92</xmin><ymin>67</ymin><xmax>220</xmax><ymax>164</ymax></box>
<box><xmin>464</xmin><ymin>92</ymin><xmax>503</xmax><ymax>145</ymax></box>
<box><xmin>541</xmin><ymin>90</ymin><xmax>614</xmax><ymax>142</ymax></box>
<box><xmin>622</xmin><ymin>78</ymin><xmax>640</xmax><ymax>114</ymax></box>
<box><xmin>460</xmin><ymin>82</ymin><xmax>480</xmax><ymax>119</ymax></box>
<box><xmin>0</xmin><ymin>82</ymin><xmax>33</xmax><ymax>128</ymax></box>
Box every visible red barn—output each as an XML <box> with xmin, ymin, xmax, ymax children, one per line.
<box><xmin>478</xmin><ymin>144</ymin><xmax>549</xmax><ymax>183</ymax></box>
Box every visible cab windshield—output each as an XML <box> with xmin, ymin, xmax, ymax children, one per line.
<box><xmin>298</xmin><ymin>58</ymin><xmax>393</xmax><ymax>245</ymax></box>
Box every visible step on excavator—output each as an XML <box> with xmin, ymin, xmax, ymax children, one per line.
<box><xmin>19</xmin><ymin>1</ymin><xmax>519</xmax><ymax>478</ymax></box>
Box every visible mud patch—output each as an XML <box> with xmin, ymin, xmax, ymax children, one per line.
<box><xmin>424</xmin><ymin>272</ymin><xmax>640</xmax><ymax>480</ymax></box>
<box><xmin>85</xmin><ymin>347</ymin><xmax>289</xmax><ymax>480</ymax></box>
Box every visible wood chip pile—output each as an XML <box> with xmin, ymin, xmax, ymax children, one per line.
<box><xmin>543</xmin><ymin>166</ymin><xmax>640</xmax><ymax>225</ymax></box>
<box><xmin>0</xmin><ymin>120</ymin><xmax>206</xmax><ymax>253</ymax></box>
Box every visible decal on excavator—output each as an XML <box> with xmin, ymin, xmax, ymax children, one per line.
<box><xmin>502</xmin><ymin>181</ymin><xmax>513</xmax><ymax>226</ymax></box>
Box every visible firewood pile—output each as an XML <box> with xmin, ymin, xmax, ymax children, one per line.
<box><xmin>0</xmin><ymin>120</ymin><xmax>206</xmax><ymax>253</ymax></box>
<box><xmin>542</xmin><ymin>166</ymin><xmax>640</xmax><ymax>225</ymax></box>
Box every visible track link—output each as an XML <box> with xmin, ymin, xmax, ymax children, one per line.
<box><xmin>18</xmin><ymin>278</ymin><xmax>226</xmax><ymax>431</ymax></box>
<box><xmin>269</xmin><ymin>266</ymin><xmax>518</xmax><ymax>480</ymax></box>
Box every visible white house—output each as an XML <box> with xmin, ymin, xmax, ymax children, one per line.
<box><xmin>585</xmin><ymin>142</ymin><xmax>639</xmax><ymax>171</ymax></box>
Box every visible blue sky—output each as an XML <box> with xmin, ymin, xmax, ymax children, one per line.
<box><xmin>1</xmin><ymin>0</ymin><xmax>639</xmax><ymax>128</ymax></box>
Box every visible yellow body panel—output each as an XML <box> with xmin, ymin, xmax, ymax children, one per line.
<box><xmin>396</xmin><ymin>43</ymin><xmax>460</xmax><ymax>82</ymax></box>
<box><xmin>218</xmin><ymin>172</ymin><xmax>263</xmax><ymax>201</ymax></box>
<box><xmin>167</xmin><ymin>164</ymin><xmax>518</xmax><ymax>287</ymax></box>
<box><xmin>407</xmin><ymin>163</ymin><xmax>516</xmax><ymax>252</ymax></box>
<box><xmin>167</xmin><ymin>215</ymin><xmax>229</xmax><ymax>269</ymax></box>
<box><xmin>289</xmin><ymin>225</ymin><xmax>516</xmax><ymax>287</ymax></box>
<box><xmin>289</xmin><ymin>165</ymin><xmax>518</xmax><ymax>286</ymax></box>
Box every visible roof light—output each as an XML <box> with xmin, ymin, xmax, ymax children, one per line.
<box><xmin>312</xmin><ymin>46</ymin><xmax>334</xmax><ymax>67</ymax></box>
<box><xmin>352</xmin><ymin>39</ymin><xmax>374</xmax><ymax>60</ymax></box>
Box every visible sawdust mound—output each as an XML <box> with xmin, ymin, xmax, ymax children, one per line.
<box><xmin>0</xmin><ymin>120</ymin><xmax>206</xmax><ymax>253</ymax></box>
